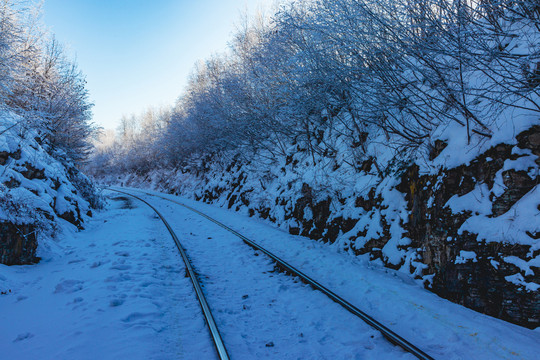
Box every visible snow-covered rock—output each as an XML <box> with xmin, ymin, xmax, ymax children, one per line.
<box><xmin>108</xmin><ymin>123</ymin><xmax>540</xmax><ymax>328</ymax></box>
<box><xmin>0</xmin><ymin>111</ymin><xmax>102</xmax><ymax>265</ymax></box>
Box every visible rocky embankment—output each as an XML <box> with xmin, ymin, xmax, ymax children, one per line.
<box><xmin>0</xmin><ymin>115</ymin><xmax>101</xmax><ymax>265</ymax></box>
<box><xmin>120</xmin><ymin>126</ymin><xmax>539</xmax><ymax>328</ymax></box>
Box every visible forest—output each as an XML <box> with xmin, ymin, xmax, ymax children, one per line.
<box><xmin>90</xmin><ymin>0</ymin><xmax>540</xmax><ymax>176</ymax></box>
<box><xmin>0</xmin><ymin>1</ymin><xmax>95</xmax><ymax>161</ymax></box>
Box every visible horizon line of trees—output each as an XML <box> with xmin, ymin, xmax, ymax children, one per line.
<box><xmin>90</xmin><ymin>0</ymin><xmax>540</xmax><ymax>176</ymax></box>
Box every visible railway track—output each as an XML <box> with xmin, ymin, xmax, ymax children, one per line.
<box><xmin>118</xmin><ymin>187</ymin><xmax>435</xmax><ymax>360</ymax></box>
<box><xmin>108</xmin><ymin>188</ymin><xmax>230</xmax><ymax>360</ymax></box>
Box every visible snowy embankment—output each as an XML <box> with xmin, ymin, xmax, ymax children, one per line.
<box><xmin>3</xmin><ymin>190</ymin><xmax>539</xmax><ymax>359</ymax></box>
<box><xmin>115</xmin><ymin>120</ymin><xmax>540</xmax><ymax>328</ymax></box>
<box><xmin>0</xmin><ymin>112</ymin><xmax>100</xmax><ymax>264</ymax></box>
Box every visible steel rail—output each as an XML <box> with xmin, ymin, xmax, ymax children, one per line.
<box><xmin>108</xmin><ymin>188</ymin><xmax>230</xmax><ymax>360</ymax></box>
<box><xmin>131</xmin><ymin>188</ymin><xmax>435</xmax><ymax>360</ymax></box>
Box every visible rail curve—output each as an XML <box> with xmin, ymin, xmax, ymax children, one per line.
<box><xmin>125</xmin><ymin>188</ymin><xmax>435</xmax><ymax>360</ymax></box>
<box><xmin>108</xmin><ymin>188</ymin><xmax>230</xmax><ymax>360</ymax></box>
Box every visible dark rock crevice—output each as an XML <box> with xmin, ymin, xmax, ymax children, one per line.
<box><xmin>0</xmin><ymin>222</ymin><xmax>39</xmax><ymax>265</ymax></box>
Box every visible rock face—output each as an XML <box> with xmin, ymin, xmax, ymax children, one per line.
<box><xmin>396</xmin><ymin>136</ymin><xmax>539</xmax><ymax>328</ymax></box>
<box><xmin>0</xmin><ymin>222</ymin><xmax>38</xmax><ymax>265</ymax></box>
<box><xmin>350</xmin><ymin>128</ymin><xmax>539</xmax><ymax>328</ymax></box>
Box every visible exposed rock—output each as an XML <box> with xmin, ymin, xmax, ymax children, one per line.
<box><xmin>0</xmin><ymin>222</ymin><xmax>39</xmax><ymax>265</ymax></box>
<box><xmin>492</xmin><ymin>170</ymin><xmax>536</xmax><ymax>216</ymax></box>
<box><xmin>429</xmin><ymin>139</ymin><xmax>448</xmax><ymax>160</ymax></box>
<box><xmin>394</xmin><ymin>137</ymin><xmax>539</xmax><ymax>328</ymax></box>
<box><xmin>268</xmin><ymin>128</ymin><xmax>539</xmax><ymax>327</ymax></box>
<box><xmin>0</xmin><ymin>151</ymin><xmax>8</xmax><ymax>166</ymax></box>
<box><xmin>3</xmin><ymin>177</ymin><xmax>20</xmax><ymax>189</ymax></box>
<box><xmin>20</xmin><ymin>162</ymin><xmax>45</xmax><ymax>180</ymax></box>
<box><xmin>1</xmin><ymin>116</ymin><xmax>103</xmax><ymax>266</ymax></box>
<box><xmin>516</xmin><ymin>125</ymin><xmax>540</xmax><ymax>157</ymax></box>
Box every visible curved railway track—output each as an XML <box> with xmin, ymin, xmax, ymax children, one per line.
<box><xmin>108</xmin><ymin>188</ymin><xmax>230</xmax><ymax>360</ymax></box>
<box><xmin>120</xmin><ymin>187</ymin><xmax>435</xmax><ymax>360</ymax></box>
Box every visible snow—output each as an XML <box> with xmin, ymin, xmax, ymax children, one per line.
<box><xmin>419</xmin><ymin>111</ymin><xmax>540</xmax><ymax>175</ymax></box>
<box><xmin>454</xmin><ymin>251</ymin><xmax>478</xmax><ymax>264</ymax></box>
<box><xmin>504</xmin><ymin>256</ymin><xmax>540</xmax><ymax>277</ymax></box>
<box><xmin>427</xmin><ymin>120</ymin><xmax>482</xmax><ymax>171</ymax></box>
<box><xmin>0</xmin><ymin>194</ymin><xmax>212</xmax><ymax>360</ymax></box>
<box><xmin>504</xmin><ymin>273</ymin><xmax>540</xmax><ymax>292</ymax></box>
<box><xmin>445</xmin><ymin>184</ymin><xmax>492</xmax><ymax>216</ymax></box>
<box><xmin>0</xmin><ymin>110</ymin><xmax>90</xmax><ymax>229</ymax></box>
<box><xmin>379</xmin><ymin>181</ymin><xmax>410</xmax><ymax>266</ymax></box>
<box><xmin>459</xmin><ymin>185</ymin><xmax>540</xmax><ymax>247</ymax></box>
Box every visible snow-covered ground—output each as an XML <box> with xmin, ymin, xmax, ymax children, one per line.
<box><xmin>0</xmin><ymin>194</ymin><xmax>213</xmax><ymax>360</ymax></box>
<box><xmin>1</xmin><ymin>188</ymin><xmax>539</xmax><ymax>359</ymax></box>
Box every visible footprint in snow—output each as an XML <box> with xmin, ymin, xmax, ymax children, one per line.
<box><xmin>105</xmin><ymin>274</ymin><xmax>131</xmax><ymax>283</ymax></box>
<box><xmin>54</xmin><ymin>279</ymin><xmax>84</xmax><ymax>294</ymax></box>
<box><xmin>110</xmin><ymin>298</ymin><xmax>124</xmax><ymax>307</ymax></box>
<box><xmin>121</xmin><ymin>312</ymin><xmax>158</xmax><ymax>323</ymax></box>
<box><xmin>13</xmin><ymin>332</ymin><xmax>34</xmax><ymax>343</ymax></box>
<box><xmin>110</xmin><ymin>264</ymin><xmax>131</xmax><ymax>271</ymax></box>
<box><xmin>140</xmin><ymin>281</ymin><xmax>154</xmax><ymax>288</ymax></box>
<box><xmin>90</xmin><ymin>261</ymin><xmax>104</xmax><ymax>268</ymax></box>
<box><xmin>70</xmin><ymin>297</ymin><xmax>85</xmax><ymax>310</ymax></box>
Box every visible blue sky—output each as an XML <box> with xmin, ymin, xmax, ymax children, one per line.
<box><xmin>42</xmin><ymin>0</ymin><xmax>275</xmax><ymax>130</ymax></box>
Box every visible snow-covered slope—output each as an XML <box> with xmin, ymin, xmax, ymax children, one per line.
<box><xmin>0</xmin><ymin>111</ymin><xmax>102</xmax><ymax>265</ymax></box>
<box><xmin>113</xmin><ymin>119</ymin><xmax>540</xmax><ymax>328</ymax></box>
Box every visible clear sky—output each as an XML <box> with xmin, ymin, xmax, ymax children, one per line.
<box><xmin>41</xmin><ymin>0</ymin><xmax>276</xmax><ymax>130</ymax></box>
